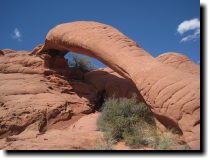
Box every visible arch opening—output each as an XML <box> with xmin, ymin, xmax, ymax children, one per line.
<box><xmin>41</xmin><ymin>48</ymin><xmax>144</xmax><ymax>112</ymax></box>
<box><xmin>40</xmin><ymin>48</ymin><xmax>195</xmax><ymax>136</ymax></box>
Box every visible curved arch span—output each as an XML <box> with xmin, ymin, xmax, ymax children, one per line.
<box><xmin>33</xmin><ymin>21</ymin><xmax>200</xmax><ymax>149</ymax></box>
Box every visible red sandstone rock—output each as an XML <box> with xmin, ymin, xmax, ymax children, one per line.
<box><xmin>0</xmin><ymin>113</ymin><xmax>102</xmax><ymax>150</ymax></box>
<box><xmin>0</xmin><ymin>22</ymin><xmax>200</xmax><ymax>150</ymax></box>
<box><xmin>0</xmin><ymin>50</ymin><xmax>4</xmax><ymax>56</ymax></box>
<box><xmin>156</xmin><ymin>52</ymin><xmax>200</xmax><ymax>76</ymax></box>
<box><xmin>32</xmin><ymin>21</ymin><xmax>200</xmax><ymax>149</ymax></box>
<box><xmin>85</xmin><ymin>52</ymin><xmax>200</xmax><ymax>101</ymax></box>
<box><xmin>0</xmin><ymin>50</ymin><xmax>96</xmax><ymax>140</ymax></box>
<box><xmin>84</xmin><ymin>67</ymin><xmax>142</xmax><ymax>100</ymax></box>
<box><xmin>1</xmin><ymin>49</ymin><xmax>15</xmax><ymax>54</ymax></box>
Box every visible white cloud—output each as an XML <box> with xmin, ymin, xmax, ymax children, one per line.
<box><xmin>177</xmin><ymin>18</ymin><xmax>200</xmax><ymax>43</ymax></box>
<box><xmin>177</xmin><ymin>18</ymin><xmax>200</xmax><ymax>34</ymax></box>
<box><xmin>180</xmin><ymin>29</ymin><xmax>200</xmax><ymax>42</ymax></box>
<box><xmin>11</xmin><ymin>28</ymin><xmax>22</xmax><ymax>42</ymax></box>
<box><xmin>197</xmin><ymin>60</ymin><xmax>200</xmax><ymax>64</ymax></box>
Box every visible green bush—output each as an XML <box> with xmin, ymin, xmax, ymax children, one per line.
<box><xmin>68</xmin><ymin>53</ymin><xmax>96</xmax><ymax>72</ymax></box>
<box><xmin>158</xmin><ymin>134</ymin><xmax>174</xmax><ymax>150</ymax></box>
<box><xmin>97</xmin><ymin>95</ymin><xmax>157</xmax><ymax>148</ymax></box>
<box><xmin>97</xmin><ymin>95</ymin><xmax>188</xmax><ymax>150</ymax></box>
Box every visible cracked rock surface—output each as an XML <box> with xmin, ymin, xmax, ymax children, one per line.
<box><xmin>0</xmin><ymin>50</ymin><xmax>97</xmax><ymax>149</ymax></box>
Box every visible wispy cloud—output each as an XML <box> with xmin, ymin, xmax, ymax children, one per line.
<box><xmin>177</xmin><ymin>18</ymin><xmax>200</xmax><ymax>43</ymax></box>
<box><xmin>11</xmin><ymin>28</ymin><xmax>22</xmax><ymax>42</ymax></box>
<box><xmin>180</xmin><ymin>29</ymin><xmax>200</xmax><ymax>42</ymax></box>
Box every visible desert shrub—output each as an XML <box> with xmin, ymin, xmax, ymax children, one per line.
<box><xmin>97</xmin><ymin>95</ymin><xmax>158</xmax><ymax>148</ymax></box>
<box><xmin>158</xmin><ymin>135</ymin><xmax>174</xmax><ymax>150</ymax></box>
<box><xmin>123</xmin><ymin>122</ymin><xmax>162</xmax><ymax>148</ymax></box>
<box><xmin>97</xmin><ymin>96</ymin><xmax>187</xmax><ymax>149</ymax></box>
<box><xmin>67</xmin><ymin>53</ymin><xmax>96</xmax><ymax>72</ymax></box>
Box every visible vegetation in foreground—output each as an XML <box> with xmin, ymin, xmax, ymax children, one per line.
<box><xmin>97</xmin><ymin>95</ymin><xmax>190</xmax><ymax>150</ymax></box>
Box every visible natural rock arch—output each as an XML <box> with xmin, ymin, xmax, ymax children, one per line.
<box><xmin>32</xmin><ymin>21</ymin><xmax>200</xmax><ymax>149</ymax></box>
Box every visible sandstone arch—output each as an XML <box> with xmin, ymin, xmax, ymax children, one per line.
<box><xmin>33</xmin><ymin>21</ymin><xmax>200</xmax><ymax>149</ymax></box>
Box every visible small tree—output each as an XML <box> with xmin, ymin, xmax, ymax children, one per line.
<box><xmin>68</xmin><ymin>53</ymin><xmax>96</xmax><ymax>72</ymax></box>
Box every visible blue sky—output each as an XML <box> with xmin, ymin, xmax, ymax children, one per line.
<box><xmin>0</xmin><ymin>0</ymin><xmax>200</xmax><ymax>67</ymax></box>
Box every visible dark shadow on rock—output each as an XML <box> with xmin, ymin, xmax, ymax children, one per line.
<box><xmin>84</xmin><ymin>70</ymin><xmax>145</xmax><ymax>102</ymax></box>
<box><xmin>152</xmin><ymin>112</ymin><xmax>182</xmax><ymax>134</ymax></box>
<box><xmin>43</xmin><ymin>52</ymin><xmax>146</xmax><ymax>109</ymax></box>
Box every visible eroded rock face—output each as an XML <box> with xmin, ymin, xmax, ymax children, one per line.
<box><xmin>1</xmin><ymin>49</ymin><xmax>148</xmax><ymax>150</ymax></box>
<box><xmin>84</xmin><ymin>52</ymin><xmax>200</xmax><ymax>103</ymax></box>
<box><xmin>0</xmin><ymin>50</ymin><xmax>96</xmax><ymax>139</ymax></box>
<box><xmin>1</xmin><ymin>49</ymin><xmax>15</xmax><ymax>55</ymax></box>
<box><xmin>156</xmin><ymin>52</ymin><xmax>200</xmax><ymax>76</ymax></box>
<box><xmin>32</xmin><ymin>21</ymin><xmax>200</xmax><ymax>149</ymax></box>
<box><xmin>85</xmin><ymin>68</ymin><xmax>143</xmax><ymax>101</ymax></box>
<box><xmin>0</xmin><ymin>48</ymin><xmax>200</xmax><ymax>150</ymax></box>
<box><xmin>0</xmin><ymin>113</ymin><xmax>102</xmax><ymax>150</ymax></box>
<box><xmin>0</xmin><ymin>50</ymin><xmax>4</xmax><ymax>56</ymax></box>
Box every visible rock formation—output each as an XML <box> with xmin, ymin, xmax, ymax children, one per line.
<box><xmin>0</xmin><ymin>50</ymin><xmax>97</xmax><ymax>140</ymax></box>
<box><xmin>84</xmin><ymin>68</ymin><xmax>142</xmax><ymax>100</ymax></box>
<box><xmin>0</xmin><ymin>112</ymin><xmax>102</xmax><ymax>150</ymax></box>
<box><xmin>0</xmin><ymin>21</ymin><xmax>200</xmax><ymax>150</ymax></box>
<box><xmin>0</xmin><ymin>49</ymin><xmax>200</xmax><ymax>150</ymax></box>
<box><xmin>85</xmin><ymin>52</ymin><xmax>200</xmax><ymax>103</ymax></box>
<box><xmin>156</xmin><ymin>52</ymin><xmax>200</xmax><ymax>75</ymax></box>
<box><xmin>31</xmin><ymin>21</ymin><xmax>200</xmax><ymax>149</ymax></box>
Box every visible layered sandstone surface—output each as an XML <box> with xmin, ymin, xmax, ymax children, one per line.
<box><xmin>0</xmin><ymin>50</ymin><xmax>98</xmax><ymax>149</ymax></box>
<box><xmin>32</xmin><ymin>21</ymin><xmax>200</xmax><ymax>149</ymax></box>
<box><xmin>1</xmin><ymin>49</ymin><xmax>145</xmax><ymax>150</ymax></box>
